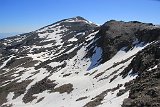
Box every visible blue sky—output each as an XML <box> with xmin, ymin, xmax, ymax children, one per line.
<box><xmin>0</xmin><ymin>0</ymin><xmax>160</xmax><ymax>34</ymax></box>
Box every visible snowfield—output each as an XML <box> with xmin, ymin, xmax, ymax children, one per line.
<box><xmin>2</xmin><ymin>41</ymin><xmax>147</xmax><ymax>107</ymax></box>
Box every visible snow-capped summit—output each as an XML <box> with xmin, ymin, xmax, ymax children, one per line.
<box><xmin>0</xmin><ymin>17</ymin><xmax>160</xmax><ymax>107</ymax></box>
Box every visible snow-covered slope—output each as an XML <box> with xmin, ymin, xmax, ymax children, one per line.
<box><xmin>0</xmin><ymin>17</ymin><xmax>160</xmax><ymax>107</ymax></box>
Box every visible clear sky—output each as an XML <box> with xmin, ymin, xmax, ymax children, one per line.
<box><xmin>0</xmin><ymin>0</ymin><xmax>160</xmax><ymax>33</ymax></box>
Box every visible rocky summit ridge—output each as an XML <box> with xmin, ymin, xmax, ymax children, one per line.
<box><xmin>0</xmin><ymin>16</ymin><xmax>160</xmax><ymax>107</ymax></box>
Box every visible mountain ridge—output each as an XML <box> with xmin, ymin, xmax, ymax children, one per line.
<box><xmin>0</xmin><ymin>17</ymin><xmax>160</xmax><ymax>107</ymax></box>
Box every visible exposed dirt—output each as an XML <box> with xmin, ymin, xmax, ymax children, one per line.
<box><xmin>52</xmin><ymin>83</ymin><xmax>74</xmax><ymax>94</ymax></box>
<box><xmin>23</xmin><ymin>78</ymin><xmax>56</xmax><ymax>103</ymax></box>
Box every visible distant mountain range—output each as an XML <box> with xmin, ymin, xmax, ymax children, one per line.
<box><xmin>0</xmin><ymin>16</ymin><xmax>160</xmax><ymax>107</ymax></box>
<box><xmin>0</xmin><ymin>32</ymin><xmax>23</xmax><ymax>39</ymax></box>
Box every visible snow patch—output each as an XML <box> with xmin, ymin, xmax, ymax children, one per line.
<box><xmin>87</xmin><ymin>46</ymin><xmax>102</xmax><ymax>70</ymax></box>
<box><xmin>147</xmin><ymin>65</ymin><xmax>158</xmax><ymax>71</ymax></box>
<box><xmin>0</xmin><ymin>56</ymin><xmax>15</xmax><ymax>69</ymax></box>
<box><xmin>68</xmin><ymin>37</ymin><xmax>78</xmax><ymax>42</ymax></box>
<box><xmin>7</xmin><ymin>92</ymin><xmax>14</xmax><ymax>102</ymax></box>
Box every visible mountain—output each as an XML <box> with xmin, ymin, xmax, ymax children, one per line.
<box><xmin>0</xmin><ymin>33</ymin><xmax>22</xmax><ymax>39</ymax></box>
<box><xmin>0</xmin><ymin>16</ymin><xmax>160</xmax><ymax>107</ymax></box>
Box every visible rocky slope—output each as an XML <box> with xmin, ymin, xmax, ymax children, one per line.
<box><xmin>0</xmin><ymin>16</ymin><xmax>159</xmax><ymax>107</ymax></box>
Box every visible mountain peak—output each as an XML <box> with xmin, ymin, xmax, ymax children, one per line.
<box><xmin>75</xmin><ymin>16</ymin><xmax>86</xmax><ymax>20</ymax></box>
<box><xmin>36</xmin><ymin>16</ymin><xmax>98</xmax><ymax>33</ymax></box>
<box><xmin>62</xmin><ymin>16</ymin><xmax>96</xmax><ymax>25</ymax></box>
